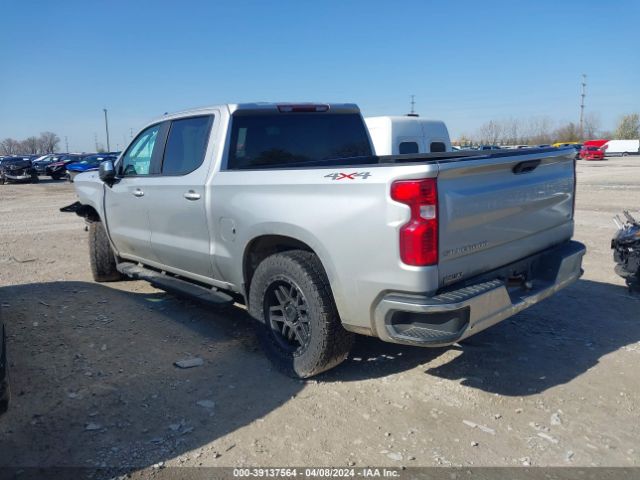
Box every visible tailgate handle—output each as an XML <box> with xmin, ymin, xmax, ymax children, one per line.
<box><xmin>512</xmin><ymin>159</ymin><xmax>541</xmax><ymax>174</ymax></box>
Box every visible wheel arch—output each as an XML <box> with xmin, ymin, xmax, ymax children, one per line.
<box><xmin>242</xmin><ymin>234</ymin><xmax>340</xmax><ymax>309</ymax></box>
<box><xmin>75</xmin><ymin>203</ymin><xmax>101</xmax><ymax>222</ymax></box>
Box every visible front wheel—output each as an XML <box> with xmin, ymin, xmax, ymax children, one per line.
<box><xmin>89</xmin><ymin>221</ymin><xmax>123</xmax><ymax>282</ymax></box>
<box><xmin>249</xmin><ymin>250</ymin><xmax>353</xmax><ymax>378</ymax></box>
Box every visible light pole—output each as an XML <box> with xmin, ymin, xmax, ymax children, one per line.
<box><xmin>579</xmin><ymin>74</ymin><xmax>586</xmax><ymax>139</ymax></box>
<box><xmin>103</xmin><ymin>108</ymin><xmax>111</xmax><ymax>152</ymax></box>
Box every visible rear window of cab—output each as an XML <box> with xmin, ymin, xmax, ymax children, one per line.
<box><xmin>227</xmin><ymin>113</ymin><xmax>373</xmax><ymax>170</ymax></box>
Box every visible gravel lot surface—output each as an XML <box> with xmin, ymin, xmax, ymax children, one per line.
<box><xmin>0</xmin><ymin>157</ymin><xmax>638</xmax><ymax>475</ymax></box>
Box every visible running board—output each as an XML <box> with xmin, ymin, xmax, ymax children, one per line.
<box><xmin>116</xmin><ymin>262</ymin><xmax>234</xmax><ymax>307</ymax></box>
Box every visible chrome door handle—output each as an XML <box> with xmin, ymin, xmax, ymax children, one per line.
<box><xmin>183</xmin><ymin>190</ymin><xmax>201</xmax><ymax>201</ymax></box>
<box><xmin>133</xmin><ymin>189</ymin><xmax>144</xmax><ymax>197</ymax></box>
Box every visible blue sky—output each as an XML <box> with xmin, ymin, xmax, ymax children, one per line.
<box><xmin>1</xmin><ymin>0</ymin><xmax>638</xmax><ymax>151</ymax></box>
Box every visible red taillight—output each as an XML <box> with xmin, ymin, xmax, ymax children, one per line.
<box><xmin>277</xmin><ymin>104</ymin><xmax>330</xmax><ymax>113</ymax></box>
<box><xmin>391</xmin><ymin>178</ymin><xmax>438</xmax><ymax>266</ymax></box>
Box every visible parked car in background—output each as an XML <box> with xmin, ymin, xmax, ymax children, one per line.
<box><xmin>45</xmin><ymin>154</ymin><xmax>86</xmax><ymax>180</ymax></box>
<box><xmin>32</xmin><ymin>154</ymin><xmax>63</xmax><ymax>175</ymax></box>
<box><xmin>66</xmin><ymin>154</ymin><xmax>118</xmax><ymax>182</ymax></box>
<box><xmin>580</xmin><ymin>145</ymin><xmax>605</xmax><ymax>161</ymax></box>
<box><xmin>0</xmin><ymin>156</ymin><xmax>38</xmax><ymax>184</ymax></box>
<box><xmin>584</xmin><ymin>139</ymin><xmax>609</xmax><ymax>148</ymax></box>
<box><xmin>552</xmin><ymin>142</ymin><xmax>580</xmax><ymax>148</ymax></box>
<box><xmin>478</xmin><ymin>145</ymin><xmax>502</xmax><ymax>150</ymax></box>
<box><xmin>365</xmin><ymin>116</ymin><xmax>451</xmax><ymax>155</ymax></box>
<box><xmin>602</xmin><ymin>139</ymin><xmax>640</xmax><ymax>157</ymax></box>
<box><xmin>0</xmin><ymin>311</ymin><xmax>8</xmax><ymax>414</ymax></box>
<box><xmin>452</xmin><ymin>145</ymin><xmax>476</xmax><ymax>151</ymax></box>
<box><xmin>572</xmin><ymin>144</ymin><xmax>583</xmax><ymax>159</ymax></box>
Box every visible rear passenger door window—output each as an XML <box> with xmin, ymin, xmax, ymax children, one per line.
<box><xmin>161</xmin><ymin>116</ymin><xmax>213</xmax><ymax>175</ymax></box>
<box><xmin>120</xmin><ymin>124</ymin><xmax>162</xmax><ymax>176</ymax></box>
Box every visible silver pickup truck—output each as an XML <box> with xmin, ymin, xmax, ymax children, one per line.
<box><xmin>66</xmin><ymin>103</ymin><xmax>585</xmax><ymax>377</ymax></box>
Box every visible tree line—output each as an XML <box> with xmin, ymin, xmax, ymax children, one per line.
<box><xmin>455</xmin><ymin>113</ymin><xmax>640</xmax><ymax>146</ymax></box>
<box><xmin>0</xmin><ymin>132</ymin><xmax>61</xmax><ymax>155</ymax></box>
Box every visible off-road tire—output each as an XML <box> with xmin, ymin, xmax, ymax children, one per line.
<box><xmin>249</xmin><ymin>250</ymin><xmax>354</xmax><ymax>378</ymax></box>
<box><xmin>89</xmin><ymin>221</ymin><xmax>123</xmax><ymax>282</ymax></box>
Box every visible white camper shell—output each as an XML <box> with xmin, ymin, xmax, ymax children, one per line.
<box><xmin>365</xmin><ymin>116</ymin><xmax>451</xmax><ymax>156</ymax></box>
<box><xmin>602</xmin><ymin>139</ymin><xmax>640</xmax><ymax>156</ymax></box>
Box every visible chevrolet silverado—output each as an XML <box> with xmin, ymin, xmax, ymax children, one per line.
<box><xmin>65</xmin><ymin>103</ymin><xmax>586</xmax><ymax>377</ymax></box>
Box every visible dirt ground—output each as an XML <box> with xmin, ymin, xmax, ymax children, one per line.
<box><xmin>0</xmin><ymin>157</ymin><xmax>639</xmax><ymax>475</ymax></box>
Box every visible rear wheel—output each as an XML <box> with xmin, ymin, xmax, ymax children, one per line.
<box><xmin>622</xmin><ymin>152</ymin><xmax>629</xmax><ymax>157</ymax></box>
<box><xmin>249</xmin><ymin>250</ymin><xmax>353</xmax><ymax>378</ymax></box>
<box><xmin>89</xmin><ymin>221</ymin><xmax>123</xmax><ymax>282</ymax></box>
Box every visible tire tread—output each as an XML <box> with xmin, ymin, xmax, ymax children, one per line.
<box><xmin>89</xmin><ymin>222</ymin><xmax>122</xmax><ymax>282</ymax></box>
<box><xmin>249</xmin><ymin>250</ymin><xmax>353</xmax><ymax>378</ymax></box>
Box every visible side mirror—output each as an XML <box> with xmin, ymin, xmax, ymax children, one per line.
<box><xmin>98</xmin><ymin>160</ymin><xmax>116</xmax><ymax>185</ymax></box>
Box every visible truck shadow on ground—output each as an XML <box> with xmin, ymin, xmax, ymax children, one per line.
<box><xmin>419</xmin><ymin>279</ymin><xmax>640</xmax><ymax>396</ymax></box>
<box><xmin>316</xmin><ymin>279</ymin><xmax>640</xmax><ymax>394</ymax></box>
<box><xmin>0</xmin><ymin>280</ymin><xmax>301</xmax><ymax>473</ymax></box>
<box><xmin>0</xmin><ymin>278</ymin><xmax>637</xmax><ymax>473</ymax></box>
<box><xmin>320</xmin><ymin>279</ymin><xmax>640</xmax><ymax>392</ymax></box>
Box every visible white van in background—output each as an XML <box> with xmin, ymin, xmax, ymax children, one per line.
<box><xmin>365</xmin><ymin>115</ymin><xmax>451</xmax><ymax>155</ymax></box>
<box><xmin>602</xmin><ymin>139</ymin><xmax>640</xmax><ymax>156</ymax></box>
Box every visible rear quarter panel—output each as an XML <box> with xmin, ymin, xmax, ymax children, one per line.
<box><xmin>209</xmin><ymin>164</ymin><xmax>439</xmax><ymax>331</ymax></box>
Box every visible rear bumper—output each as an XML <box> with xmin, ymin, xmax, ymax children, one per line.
<box><xmin>373</xmin><ymin>241</ymin><xmax>586</xmax><ymax>346</ymax></box>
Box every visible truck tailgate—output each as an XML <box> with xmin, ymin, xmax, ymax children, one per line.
<box><xmin>436</xmin><ymin>150</ymin><xmax>575</xmax><ymax>286</ymax></box>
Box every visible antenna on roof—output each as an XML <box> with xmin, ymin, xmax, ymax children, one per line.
<box><xmin>407</xmin><ymin>94</ymin><xmax>419</xmax><ymax>117</ymax></box>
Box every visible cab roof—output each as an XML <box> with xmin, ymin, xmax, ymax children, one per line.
<box><xmin>152</xmin><ymin>103</ymin><xmax>361</xmax><ymax>123</ymax></box>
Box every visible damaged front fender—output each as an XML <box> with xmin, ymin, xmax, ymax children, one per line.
<box><xmin>60</xmin><ymin>202</ymin><xmax>100</xmax><ymax>221</ymax></box>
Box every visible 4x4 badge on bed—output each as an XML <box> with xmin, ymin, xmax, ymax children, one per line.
<box><xmin>324</xmin><ymin>172</ymin><xmax>371</xmax><ymax>180</ymax></box>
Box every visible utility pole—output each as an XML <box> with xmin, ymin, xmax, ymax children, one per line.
<box><xmin>579</xmin><ymin>74</ymin><xmax>587</xmax><ymax>138</ymax></box>
<box><xmin>103</xmin><ymin>108</ymin><xmax>111</xmax><ymax>152</ymax></box>
<box><xmin>94</xmin><ymin>133</ymin><xmax>99</xmax><ymax>151</ymax></box>
<box><xmin>408</xmin><ymin>94</ymin><xmax>418</xmax><ymax>117</ymax></box>
<box><xmin>65</xmin><ymin>136</ymin><xmax>69</xmax><ymax>152</ymax></box>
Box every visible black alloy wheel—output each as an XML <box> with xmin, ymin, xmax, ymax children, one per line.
<box><xmin>264</xmin><ymin>277</ymin><xmax>311</xmax><ymax>352</ymax></box>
